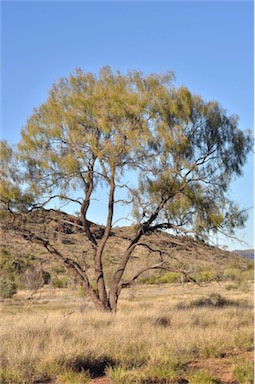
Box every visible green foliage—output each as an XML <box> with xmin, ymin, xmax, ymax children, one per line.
<box><xmin>223</xmin><ymin>264</ymin><xmax>254</xmax><ymax>288</ymax></box>
<box><xmin>143</xmin><ymin>354</ymin><xmax>188</xmax><ymax>383</ymax></box>
<box><xmin>223</xmin><ymin>267</ymin><xmax>242</xmax><ymax>281</ymax></box>
<box><xmin>34</xmin><ymin>359</ymin><xmax>61</xmax><ymax>381</ymax></box>
<box><xmin>78</xmin><ymin>281</ymin><xmax>99</xmax><ymax>296</ymax></box>
<box><xmin>1</xmin><ymin>67</ymin><xmax>252</xmax><ymax>240</ymax></box>
<box><xmin>0</xmin><ymin>141</ymin><xmax>35</xmax><ymax>212</ymax></box>
<box><xmin>52</xmin><ymin>276</ymin><xmax>69</xmax><ymax>288</ymax></box>
<box><xmin>0</xmin><ymin>278</ymin><xmax>17</xmax><ymax>298</ymax></box>
<box><xmin>106</xmin><ymin>367</ymin><xmax>142</xmax><ymax>384</ymax></box>
<box><xmin>139</xmin><ymin>275</ymin><xmax>159</xmax><ymax>285</ymax></box>
<box><xmin>192</xmin><ymin>269</ymin><xmax>217</xmax><ymax>283</ymax></box>
<box><xmin>0</xmin><ymin>248</ymin><xmax>41</xmax><ymax>289</ymax></box>
<box><xmin>144</xmin><ymin>365</ymin><xmax>177</xmax><ymax>382</ymax></box>
<box><xmin>56</xmin><ymin>370</ymin><xmax>90</xmax><ymax>384</ymax></box>
<box><xmin>0</xmin><ymin>367</ymin><xmax>21</xmax><ymax>384</ymax></box>
<box><xmin>140</xmin><ymin>267</ymin><xmax>220</xmax><ymax>285</ymax></box>
<box><xmin>34</xmin><ymin>359</ymin><xmax>91</xmax><ymax>384</ymax></box>
<box><xmin>242</xmin><ymin>268</ymin><xmax>254</xmax><ymax>282</ymax></box>
<box><xmin>232</xmin><ymin>359</ymin><xmax>254</xmax><ymax>384</ymax></box>
<box><xmin>225</xmin><ymin>283</ymin><xmax>238</xmax><ymax>291</ymax></box>
<box><xmin>188</xmin><ymin>370</ymin><xmax>222</xmax><ymax>384</ymax></box>
<box><xmin>158</xmin><ymin>271</ymin><xmax>180</xmax><ymax>283</ymax></box>
<box><xmin>140</xmin><ymin>271</ymin><xmax>180</xmax><ymax>285</ymax></box>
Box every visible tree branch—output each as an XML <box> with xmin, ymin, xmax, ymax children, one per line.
<box><xmin>120</xmin><ymin>263</ymin><xmax>202</xmax><ymax>288</ymax></box>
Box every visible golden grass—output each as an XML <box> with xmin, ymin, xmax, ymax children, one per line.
<box><xmin>0</xmin><ymin>283</ymin><xmax>254</xmax><ymax>383</ymax></box>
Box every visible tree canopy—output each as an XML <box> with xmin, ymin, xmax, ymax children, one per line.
<box><xmin>0</xmin><ymin>67</ymin><xmax>253</xmax><ymax>311</ymax></box>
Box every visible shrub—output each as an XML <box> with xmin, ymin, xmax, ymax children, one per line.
<box><xmin>0</xmin><ymin>278</ymin><xmax>17</xmax><ymax>299</ymax></box>
<box><xmin>225</xmin><ymin>283</ymin><xmax>238</xmax><ymax>291</ymax></box>
<box><xmin>158</xmin><ymin>272</ymin><xmax>180</xmax><ymax>284</ymax></box>
<box><xmin>52</xmin><ymin>277</ymin><xmax>69</xmax><ymax>288</ymax></box>
<box><xmin>223</xmin><ymin>265</ymin><xmax>254</xmax><ymax>289</ymax></box>
<box><xmin>187</xmin><ymin>293</ymin><xmax>234</xmax><ymax>309</ymax></box>
<box><xmin>197</xmin><ymin>270</ymin><xmax>217</xmax><ymax>283</ymax></box>
<box><xmin>0</xmin><ymin>248</ymin><xmax>37</xmax><ymax>289</ymax></box>
<box><xmin>139</xmin><ymin>275</ymin><xmax>158</xmax><ymax>284</ymax></box>
<box><xmin>223</xmin><ymin>267</ymin><xmax>242</xmax><ymax>282</ymax></box>
<box><xmin>140</xmin><ymin>272</ymin><xmax>180</xmax><ymax>285</ymax></box>
<box><xmin>241</xmin><ymin>269</ymin><xmax>254</xmax><ymax>282</ymax></box>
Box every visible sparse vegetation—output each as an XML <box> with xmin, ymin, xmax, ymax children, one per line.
<box><xmin>187</xmin><ymin>371</ymin><xmax>222</xmax><ymax>384</ymax></box>
<box><xmin>52</xmin><ymin>276</ymin><xmax>69</xmax><ymax>289</ymax></box>
<box><xmin>0</xmin><ymin>283</ymin><xmax>253</xmax><ymax>383</ymax></box>
<box><xmin>232</xmin><ymin>358</ymin><xmax>254</xmax><ymax>384</ymax></box>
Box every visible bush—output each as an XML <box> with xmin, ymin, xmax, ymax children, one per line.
<box><xmin>197</xmin><ymin>270</ymin><xmax>217</xmax><ymax>283</ymax></box>
<box><xmin>223</xmin><ymin>267</ymin><xmax>242</xmax><ymax>281</ymax></box>
<box><xmin>52</xmin><ymin>277</ymin><xmax>69</xmax><ymax>288</ymax></box>
<box><xmin>177</xmin><ymin>293</ymin><xmax>236</xmax><ymax>309</ymax></box>
<box><xmin>139</xmin><ymin>275</ymin><xmax>158</xmax><ymax>285</ymax></box>
<box><xmin>241</xmin><ymin>269</ymin><xmax>254</xmax><ymax>282</ymax></box>
<box><xmin>223</xmin><ymin>265</ymin><xmax>254</xmax><ymax>289</ymax></box>
<box><xmin>140</xmin><ymin>272</ymin><xmax>180</xmax><ymax>285</ymax></box>
<box><xmin>158</xmin><ymin>272</ymin><xmax>180</xmax><ymax>284</ymax></box>
<box><xmin>225</xmin><ymin>284</ymin><xmax>238</xmax><ymax>291</ymax></box>
<box><xmin>0</xmin><ymin>248</ymin><xmax>40</xmax><ymax>290</ymax></box>
<box><xmin>0</xmin><ymin>278</ymin><xmax>17</xmax><ymax>299</ymax></box>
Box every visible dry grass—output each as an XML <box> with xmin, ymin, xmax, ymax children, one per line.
<box><xmin>0</xmin><ymin>283</ymin><xmax>254</xmax><ymax>383</ymax></box>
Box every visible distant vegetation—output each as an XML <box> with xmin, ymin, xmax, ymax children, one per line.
<box><xmin>0</xmin><ymin>238</ymin><xmax>253</xmax><ymax>299</ymax></box>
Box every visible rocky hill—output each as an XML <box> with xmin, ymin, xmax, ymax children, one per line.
<box><xmin>0</xmin><ymin>209</ymin><xmax>253</xmax><ymax>287</ymax></box>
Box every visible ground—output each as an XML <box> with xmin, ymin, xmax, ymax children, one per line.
<box><xmin>0</xmin><ymin>282</ymin><xmax>254</xmax><ymax>384</ymax></box>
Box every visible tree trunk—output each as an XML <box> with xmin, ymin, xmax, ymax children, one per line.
<box><xmin>108</xmin><ymin>283</ymin><xmax>120</xmax><ymax>312</ymax></box>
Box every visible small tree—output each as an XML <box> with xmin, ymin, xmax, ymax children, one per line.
<box><xmin>0</xmin><ymin>278</ymin><xmax>17</xmax><ymax>299</ymax></box>
<box><xmin>0</xmin><ymin>67</ymin><xmax>252</xmax><ymax>311</ymax></box>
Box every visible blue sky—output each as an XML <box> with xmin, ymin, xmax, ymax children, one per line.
<box><xmin>1</xmin><ymin>1</ymin><xmax>254</xmax><ymax>250</ymax></box>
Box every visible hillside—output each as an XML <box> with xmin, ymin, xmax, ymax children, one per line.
<box><xmin>0</xmin><ymin>208</ymin><xmax>253</xmax><ymax>289</ymax></box>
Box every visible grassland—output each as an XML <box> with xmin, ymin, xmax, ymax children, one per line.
<box><xmin>0</xmin><ymin>282</ymin><xmax>254</xmax><ymax>384</ymax></box>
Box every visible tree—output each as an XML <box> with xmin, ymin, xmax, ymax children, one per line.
<box><xmin>0</xmin><ymin>67</ymin><xmax>252</xmax><ymax>311</ymax></box>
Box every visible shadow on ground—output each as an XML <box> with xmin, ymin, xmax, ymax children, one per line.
<box><xmin>68</xmin><ymin>355</ymin><xmax>117</xmax><ymax>378</ymax></box>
